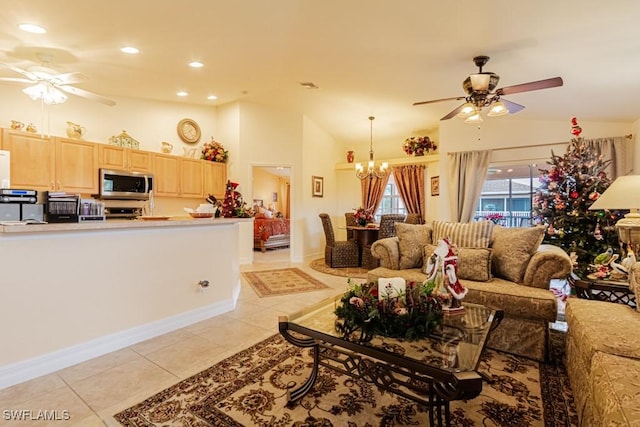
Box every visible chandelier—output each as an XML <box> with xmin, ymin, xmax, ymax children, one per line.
<box><xmin>355</xmin><ymin>116</ymin><xmax>388</xmax><ymax>180</ymax></box>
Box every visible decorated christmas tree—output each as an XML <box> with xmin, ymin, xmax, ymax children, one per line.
<box><xmin>221</xmin><ymin>180</ymin><xmax>238</xmax><ymax>218</ymax></box>
<box><xmin>531</xmin><ymin>117</ymin><xmax>626</xmax><ymax>277</ymax></box>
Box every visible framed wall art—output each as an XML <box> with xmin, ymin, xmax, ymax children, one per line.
<box><xmin>431</xmin><ymin>176</ymin><xmax>440</xmax><ymax>196</ymax></box>
<box><xmin>312</xmin><ymin>176</ymin><xmax>324</xmax><ymax>197</ymax></box>
<box><xmin>253</xmin><ymin>199</ymin><xmax>264</xmax><ymax>207</ymax></box>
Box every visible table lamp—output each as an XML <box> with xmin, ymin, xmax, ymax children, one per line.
<box><xmin>588</xmin><ymin>175</ymin><xmax>640</xmax><ymax>249</ymax></box>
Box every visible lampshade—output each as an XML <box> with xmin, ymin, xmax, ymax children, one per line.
<box><xmin>464</xmin><ymin>113</ymin><xmax>483</xmax><ymax>124</ymax></box>
<box><xmin>487</xmin><ymin>101</ymin><xmax>509</xmax><ymax>117</ymax></box>
<box><xmin>456</xmin><ymin>102</ymin><xmax>477</xmax><ymax>118</ymax></box>
<box><xmin>22</xmin><ymin>82</ymin><xmax>67</xmax><ymax>105</ymax></box>
<box><xmin>589</xmin><ymin>175</ymin><xmax>640</xmax><ymax>247</ymax></box>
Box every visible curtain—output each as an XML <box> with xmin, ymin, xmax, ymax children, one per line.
<box><xmin>392</xmin><ymin>165</ymin><xmax>425</xmax><ymax>222</ymax></box>
<box><xmin>447</xmin><ymin>149</ymin><xmax>492</xmax><ymax>222</ymax></box>
<box><xmin>361</xmin><ymin>174</ymin><xmax>390</xmax><ymax>214</ymax></box>
<box><xmin>584</xmin><ymin>136</ymin><xmax>634</xmax><ymax>179</ymax></box>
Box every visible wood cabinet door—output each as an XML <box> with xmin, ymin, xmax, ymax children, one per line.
<box><xmin>180</xmin><ymin>158</ymin><xmax>204</xmax><ymax>198</ymax></box>
<box><xmin>152</xmin><ymin>153</ymin><xmax>181</xmax><ymax>196</ymax></box>
<box><xmin>54</xmin><ymin>138</ymin><xmax>99</xmax><ymax>193</ymax></box>
<box><xmin>203</xmin><ymin>161</ymin><xmax>227</xmax><ymax>198</ymax></box>
<box><xmin>99</xmin><ymin>145</ymin><xmax>127</xmax><ymax>170</ymax></box>
<box><xmin>128</xmin><ymin>149</ymin><xmax>152</xmax><ymax>172</ymax></box>
<box><xmin>1</xmin><ymin>129</ymin><xmax>55</xmax><ymax>191</ymax></box>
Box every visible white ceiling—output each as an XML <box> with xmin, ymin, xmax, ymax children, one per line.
<box><xmin>1</xmin><ymin>1</ymin><xmax>639</xmax><ymax>145</ymax></box>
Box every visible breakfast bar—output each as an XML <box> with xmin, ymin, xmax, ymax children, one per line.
<box><xmin>0</xmin><ymin>217</ymin><xmax>250</xmax><ymax>388</ymax></box>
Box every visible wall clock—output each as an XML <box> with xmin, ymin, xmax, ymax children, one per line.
<box><xmin>177</xmin><ymin>118</ymin><xmax>201</xmax><ymax>144</ymax></box>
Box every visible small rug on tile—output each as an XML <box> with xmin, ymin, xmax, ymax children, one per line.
<box><xmin>114</xmin><ymin>330</ymin><xmax>577</xmax><ymax>427</ymax></box>
<box><xmin>242</xmin><ymin>268</ymin><xmax>331</xmax><ymax>297</ymax></box>
<box><xmin>309</xmin><ymin>258</ymin><xmax>368</xmax><ymax>279</ymax></box>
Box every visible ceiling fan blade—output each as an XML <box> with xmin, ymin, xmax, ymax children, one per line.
<box><xmin>0</xmin><ymin>77</ymin><xmax>34</xmax><ymax>84</ymax></box>
<box><xmin>441</xmin><ymin>104</ymin><xmax>465</xmax><ymax>120</ymax></box>
<box><xmin>51</xmin><ymin>72</ymin><xmax>88</xmax><ymax>85</ymax></box>
<box><xmin>501</xmin><ymin>98</ymin><xmax>525</xmax><ymax>114</ymax></box>
<box><xmin>496</xmin><ymin>77</ymin><xmax>563</xmax><ymax>96</ymax></box>
<box><xmin>0</xmin><ymin>62</ymin><xmax>39</xmax><ymax>81</ymax></box>
<box><xmin>58</xmin><ymin>85</ymin><xmax>116</xmax><ymax>106</ymax></box>
<box><xmin>413</xmin><ymin>96</ymin><xmax>465</xmax><ymax>106</ymax></box>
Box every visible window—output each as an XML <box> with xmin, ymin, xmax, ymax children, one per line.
<box><xmin>375</xmin><ymin>175</ymin><xmax>406</xmax><ymax>222</ymax></box>
<box><xmin>474</xmin><ymin>165</ymin><xmax>540</xmax><ymax>227</ymax></box>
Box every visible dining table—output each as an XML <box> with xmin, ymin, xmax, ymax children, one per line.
<box><xmin>347</xmin><ymin>224</ymin><xmax>380</xmax><ymax>265</ymax></box>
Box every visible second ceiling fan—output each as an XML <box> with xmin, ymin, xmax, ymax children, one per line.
<box><xmin>413</xmin><ymin>55</ymin><xmax>563</xmax><ymax>121</ymax></box>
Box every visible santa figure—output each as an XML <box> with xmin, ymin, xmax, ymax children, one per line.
<box><xmin>425</xmin><ymin>238</ymin><xmax>468</xmax><ymax>312</ymax></box>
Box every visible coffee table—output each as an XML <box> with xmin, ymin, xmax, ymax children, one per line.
<box><xmin>279</xmin><ymin>295</ymin><xmax>503</xmax><ymax>427</ymax></box>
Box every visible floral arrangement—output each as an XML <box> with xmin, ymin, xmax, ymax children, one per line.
<box><xmin>334</xmin><ymin>279</ymin><xmax>443</xmax><ymax>342</ymax></box>
<box><xmin>353</xmin><ymin>207</ymin><xmax>374</xmax><ymax>226</ymax></box>
<box><xmin>201</xmin><ymin>138</ymin><xmax>229</xmax><ymax>163</ymax></box>
<box><xmin>485</xmin><ymin>213</ymin><xmax>504</xmax><ymax>224</ymax></box>
<box><xmin>403</xmin><ymin>136</ymin><xmax>437</xmax><ymax>156</ymax></box>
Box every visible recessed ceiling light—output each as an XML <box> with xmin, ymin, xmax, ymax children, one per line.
<box><xmin>207</xmin><ymin>95</ymin><xmax>217</xmax><ymax>100</ymax></box>
<box><xmin>19</xmin><ymin>23</ymin><xmax>46</xmax><ymax>34</ymax></box>
<box><xmin>120</xmin><ymin>46</ymin><xmax>139</xmax><ymax>54</ymax></box>
<box><xmin>176</xmin><ymin>91</ymin><xmax>188</xmax><ymax>97</ymax></box>
<box><xmin>189</xmin><ymin>61</ymin><xmax>204</xmax><ymax>68</ymax></box>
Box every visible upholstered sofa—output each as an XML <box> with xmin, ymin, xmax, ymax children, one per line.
<box><xmin>367</xmin><ymin>221</ymin><xmax>573</xmax><ymax>362</ymax></box>
<box><xmin>565</xmin><ymin>264</ymin><xmax>640</xmax><ymax>427</ymax></box>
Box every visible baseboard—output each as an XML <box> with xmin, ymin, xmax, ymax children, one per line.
<box><xmin>0</xmin><ymin>298</ymin><xmax>237</xmax><ymax>389</ymax></box>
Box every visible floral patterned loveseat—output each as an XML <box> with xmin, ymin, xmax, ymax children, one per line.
<box><xmin>564</xmin><ymin>265</ymin><xmax>640</xmax><ymax>427</ymax></box>
<box><xmin>367</xmin><ymin>221</ymin><xmax>573</xmax><ymax>362</ymax></box>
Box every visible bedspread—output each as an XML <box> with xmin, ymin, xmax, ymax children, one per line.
<box><xmin>254</xmin><ymin>218</ymin><xmax>290</xmax><ymax>241</ymax></box>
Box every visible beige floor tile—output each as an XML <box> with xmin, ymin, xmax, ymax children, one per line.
<box><xmin>57</xmin><ymin>348</ymin><xmax>142</xmax><ymax>384</ymax></box>
<box><xmin>129</xmin><ymin>327</ymin><xmax>197</xmax><ymax>355</ymax></box>
<box><xmin>142</xmin><ymin>334</ymin><xmax>228</xmax><ymax>378</ymax></box>
<box><xmin>1</xmin><ymin>385</ymin><xmax>94</xmax><ymax>427</ymax></box>
<box><xmin>69</xmin><ymin>358</ymin><xmax>177</xmax><ymax>413</ymax></box>
<box><xmin>0</xmin><ymin>373</ymin><xmax>66</xmax><ymax>408</ymax></box>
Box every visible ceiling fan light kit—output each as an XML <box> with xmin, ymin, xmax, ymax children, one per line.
<box><xmin>414</xmin><ymin>55</ymin><xmax>563</xmax><ymax>123</ymax></box>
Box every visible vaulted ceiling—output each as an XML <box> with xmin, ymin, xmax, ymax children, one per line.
<box><xmin>1</xmin><ymin>1</ymin><xmax>639</xmax><ymax>144</ymax></box>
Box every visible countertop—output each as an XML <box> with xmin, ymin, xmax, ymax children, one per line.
<box><xmin>0</xmin><ymin>216</ymin><xmax>253</xmax><ymax>234</ymax></box>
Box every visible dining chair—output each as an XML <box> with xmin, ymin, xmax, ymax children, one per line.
<box><xmin>345</xmin><ymin>212</ymin><xmax>357</xmax><ymax>241</ymax></box>
<box><xmin>404</xmin><ymin>213</ymin><xmax>423</xmax><ymax>224</ymax></box>
<box><xmin>361</xmin><ymin>214</ymin><xmax>406</xmax><ymax>269</ymax></box>
<box><xmin>319</xmin><ymin>213</ymin><xmax>360</xmax><ymax>268</ymax></box>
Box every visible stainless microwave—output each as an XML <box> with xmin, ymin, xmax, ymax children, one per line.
<box><xmin>99</xmin><ymin>169</ymin><xmax>154</xmax><ymax>200</ymax></box>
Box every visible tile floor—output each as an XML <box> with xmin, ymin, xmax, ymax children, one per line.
<box><xmin>0</xmin><ymin>251</ymin><xmax>568</xmax><ymax>426</ymax></box>
<box><xmin>0</xmin><ymin>249</ymin><xmax>350</xmax><ymax>427</ymax></box>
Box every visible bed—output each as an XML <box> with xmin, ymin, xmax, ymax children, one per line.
<box><xmin>253</xmin><ymin>216</ymin><xmax>290</xmax><ymax>252</ymax></box>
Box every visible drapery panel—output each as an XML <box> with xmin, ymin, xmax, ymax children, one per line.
<box><xmin>361</xmin><ymin>174</ymin><xmax>390</xmax><ymax>214</ymax></box>
<box><xmin>447</xmin><ymin>149</ymin><xmax>492</xmax><ymax>222</ymax></box>
<box><xmin>584</xmin><ymin>136</ymin><xmax>634</xmax><ymax>179</ymax></box>
<box><xmin>392</xmin><ymin>165</ymin><xmax>425</xmax><ymax>223</ymax></box>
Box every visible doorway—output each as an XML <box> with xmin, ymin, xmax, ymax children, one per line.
<box><xmin>251</xmin><ymin>165</ymin><xmax>292</xmax><ymax>262</ymax></box>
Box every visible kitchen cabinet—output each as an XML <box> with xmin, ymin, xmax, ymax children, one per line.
<box><xmin>151</xmin><ymin>153</ymin><xmax>206</xmax><ymax>198</ymax></box>
<box><xmin>1</xmin><ymin>129</ymin><xmax>55</xmax><ymax>191</ymax></box>
<box><xmin>99</xmin><ymin>145</ymin><xmax>152</xmax><ymax>172</ymax></box>
<box><xmin>1</xmin><ymin>130</ymin><xmax>98</xmax><ymax>193</ymax></box>
<box><xmin>180</xmin><ymin>158</ymin><xmax>204</xmax><ymax>198</ymax></box>
<box><xmin>203</xmin><ymin>161</ymin><xmax>227</xmax><ymax>198</ymax></box>
<box><xmin>54</xmin><ymin>137</ymin><xmax>99</xmax><ymax>193</ymax></box>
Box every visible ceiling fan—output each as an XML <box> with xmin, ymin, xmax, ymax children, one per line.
<box><xmin>0</xmin><ymin>57</ymin><xmax>116</xmax><ymax>106</ymax></box>
<box><xmin>413</xmin><ymin>55</ymin><xmax>562</xmax><ymax>121</ymax></box>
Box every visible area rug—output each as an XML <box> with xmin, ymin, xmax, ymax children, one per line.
<box><xmin>114</xmin><ymin>331</ymin><xmax>577</xmax><ymax>426</ymax></box>
<box><xmin>242</xmin><ymin>268</ymin><xmax>331</xmax><ymax>297</ymax></box>
<box><xmin>309</xmin><ymin>258</ymin><xmax>368</xmax><ymax>279</ymax></box>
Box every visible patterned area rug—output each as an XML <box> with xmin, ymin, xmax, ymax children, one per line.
<box><xmin>242</xmin><ymin>268</ymin><xmax>330</xmax><ymax>297</ymax></box>
<box><xmin>309</xmin><ymin>258</ymin><xmax>368</xmax><ymax>279</ymax></box>
<box><xmin>114</xmin><ymin>331</ymin><xmax>577</xmax><ymax>426</ymax></box>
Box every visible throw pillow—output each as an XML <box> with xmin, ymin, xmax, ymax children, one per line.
<box><xmin>395</xmin><ymin>223</ymin><xmax>433</xmax><ymax>269</ymax></box>
<box><xmin>423</xmin><ymin>244</ymin><xmax>492</xmax><ymax>282</ymax></box>
<box><xmin>432</xmin><ymin>220</ymin><xmax>494</xmax><ymax>249</ymax></box>
<box><xmin>491</xmin><ymin>225</ymin><xmax>545</xmax><ymax>283</ymax></box>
